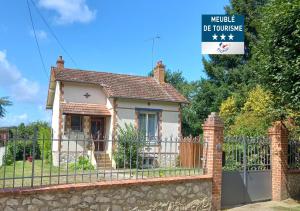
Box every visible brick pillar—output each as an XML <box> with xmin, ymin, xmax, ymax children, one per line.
<box><xmin>268</xmin><ymin>121</ymin><xmax>289</xmax><ymax>201</ymax></box>
<box><xmin>202</xmin><ymin>112</ymin><xmax>224</xmax><ymax>211</ymax></box>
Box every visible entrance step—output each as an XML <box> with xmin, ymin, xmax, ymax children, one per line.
<box><xmin>94</xmin><ymin>152</ymin><xmax>112</xmax><ymax>168</ymax></box>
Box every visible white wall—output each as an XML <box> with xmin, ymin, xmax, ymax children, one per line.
<box><xmin>51</xmin><ymin>82</ymin><xmax>61</xmax><ymax>166</ymax></box>
<box><xmin>52</xmin><ymin>82</ymin><xmax>61</xmax><ymax>141</ymax></box>
<box><xmin>116</xmin><ymin>99</ymin><xmax>180</xmax><ymax>139</ymax></box>
<box><xmin>63</xmin><ymin>82</ymin><xmax>107</xmax><ymax>105</ymax></box>
<box><xmin>0</xmin><ymin>146</ymin><xmax>5</xmax><ymax>166</ymax></box>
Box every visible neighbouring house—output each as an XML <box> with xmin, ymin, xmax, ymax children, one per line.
<box><xmin>0</xmin><ymin>127</ymin><xmax>10</xmax><ymax>142</ymax></box>
<box><xmin>0</xmin><ymin>127</ymin><xmax>12</xmax><ymax>166</ymax></box>
<box><xmin>46</xmin><ymin>56</ymin><xmax>188</xmax><ymax>167</ymax></box>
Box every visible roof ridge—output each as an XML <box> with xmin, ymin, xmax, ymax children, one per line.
<box><xmin>58</xmin><ymin>67</ymin><xmax>153</xmax><ymax>79</ymax></box>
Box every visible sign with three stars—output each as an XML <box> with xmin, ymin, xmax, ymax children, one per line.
<box><xmin>201</xmin><ymin>15</ymin><xmax>244</xmax><ymax>54</ymax></box>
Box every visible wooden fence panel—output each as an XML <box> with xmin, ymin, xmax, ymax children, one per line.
<box><xmin>179</xmin><ymin>137</ymin><xmax>203</xmax><ymax>168</ymax></box>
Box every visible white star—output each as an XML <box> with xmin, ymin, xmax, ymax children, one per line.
<box><xmin>212</xmin><ymin>34</ymin><xmax>218</xmax><ymax>40</ymax></box>
<box><xmin>228</xmin><ymin>34</ymin><xmax>234</xmax><ymax>40</ymax></box>
<box><xmin>220</xmin><ymin>34</ymin><xmax>226</xmax><ymax>40</ymax></box>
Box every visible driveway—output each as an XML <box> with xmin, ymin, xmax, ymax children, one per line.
<box><xmin>224</xmin><ymin>199</ymin><xmax>300</xmax><ymax>211</ymax></box>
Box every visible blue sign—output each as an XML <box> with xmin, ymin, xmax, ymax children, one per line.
<box><xmin>202</xmin><ymin>15</ymin><xmax>244</xmax><ymax>54</ymax></box>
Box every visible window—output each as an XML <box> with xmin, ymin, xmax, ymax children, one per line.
<box><xmin>138</xmin><ymin>112</ymin><xmax>158</xmax><ymax>139</ymax></box>
<box><xmin>71</xmin><ymin>115</ymin><xmax>82</xmax><ymax>131</ymax></box>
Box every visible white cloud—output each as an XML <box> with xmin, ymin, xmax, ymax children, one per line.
<box><xmin>0</xmin><ymin>113</ymin><xmax>29</xmax><ymax>126</ymax></box>
<box><xmin>18</xmin><ymin>113</ymin><xmax>28</xmax><ymax>121</ymax></box>
<box><xmin>0</xmin><ymin>50</ymin><xmax>40</xmax><ymax>103</ymax></box>
<box><xmin>38</xmin><ymin>0</ymin><xmax>96</xmax><ymax>24</ymax></box>
<box><xmin>30</xmin><ymin>29</ymin><xmax>48</xmax><ymax>40</ymax></box>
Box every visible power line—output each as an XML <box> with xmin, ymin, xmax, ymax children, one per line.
<box><xmin>29</xmin><ymin>0</ymin><xmax>78</xmax><ymax>67</ymax></box>
<box><xmin>26</xmin><ymin>0</ymin><xmax>48</xmax><ymax>79</ymax></box>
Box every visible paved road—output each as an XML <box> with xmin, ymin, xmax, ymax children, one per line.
<box><xmin>225</xmin><ymin>199</ymin><xmax>300</xmax><ymax>211</ymax></box>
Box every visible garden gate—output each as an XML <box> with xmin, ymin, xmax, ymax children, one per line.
<box><xmin>221</xmin><ymin>136</ymin><xmax>272</xmax><ymax>208</ymax></box>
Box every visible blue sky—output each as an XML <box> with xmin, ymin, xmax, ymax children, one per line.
<box><xmin>0</xmin><ymin>0</ymin><xmax>228</xmax><ymax>126</ymax></box>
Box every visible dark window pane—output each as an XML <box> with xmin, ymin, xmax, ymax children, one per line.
<box><xmin>71</xmin><ymin>115</ymin><xmax>82</xmax><ymax>131</ymax></box>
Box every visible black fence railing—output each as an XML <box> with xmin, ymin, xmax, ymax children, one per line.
<box><xmin>288</xmin><ymin>140</ymin><xmax>300</xmax><ymax>170</ymax></box>
<box><xmin>0</xmin><ymin>134</ymin><xmax>205</xmax><ymax>189</ymax></box>
<box><xmin>222</xmin><ymin>136</ymin><xmax>271</xmax><ymax>171</ymax></box>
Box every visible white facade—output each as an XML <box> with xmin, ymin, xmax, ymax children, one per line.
<box><xmin>51</xmin><ymin>81</ymin><xmax>61</xmax><ymax>140</ymax></box>
<box><xmin>51</xmin><ymin>81</ymin><xmax>182</xmax><ymax>167</ymax></box>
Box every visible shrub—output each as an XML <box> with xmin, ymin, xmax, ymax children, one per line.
<box><xmin>69</xmin><ymin>155</ymin><xmax>94</xmax><ymax>170</ymax></box>
<box><xmin>3</xmin><ymin>140</ymin><xmax>41</xmax><ymax>165</ymax></box>
<box><xmin>37</xmin><ymin>126</ymin><xmax>52</xmax><ymax>164</ymax></box>
<box><xmin>113</xmin><ymin>124</ymin><xmax>144</xmax><ymax>169</ymax></box>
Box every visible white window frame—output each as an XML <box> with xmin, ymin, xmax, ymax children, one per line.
<box><xmin>138</xmin><ymin>111</ymin><xmax>158</xmax><ymax>139</ymax></box>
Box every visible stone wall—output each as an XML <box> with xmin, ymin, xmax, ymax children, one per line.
<box><xmin>0</xmin><ymin>176</ymin><xmax>212</xmax><ymax>211</ymax></box>
<box><xmin>287</xmin><ymin>172</ymin><xmax>300</xmax><ymax>198</ymax></box>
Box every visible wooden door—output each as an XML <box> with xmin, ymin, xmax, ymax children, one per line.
<box><xmin>91</xmin><ymin>118</ymin><xmax>105</xmax><ymax>151</ymax></box>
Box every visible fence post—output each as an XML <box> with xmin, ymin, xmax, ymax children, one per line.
<box><xmin>203</xmin><ymin>112</ymin><xmax>224</xmax><ymax>211</ymax></box>
<box><xmin>268</xmin><ymin>121</ymin><xmax>289</xmax><ymax>201</ymax></box>
<box><xmin>31</xmin><ymin>127</ymin><xmax>38</xmax><ymax>187</ymax></box>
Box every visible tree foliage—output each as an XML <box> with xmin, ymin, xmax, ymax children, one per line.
<box><xmin>253</xmin><ymin>0</ymin><xmax>300</xmax><ymax>110</ymax></box>
<box><xmin>4</xmin><ymin>122</ymin><xmax>52</xmax><ymax>165</ymax></box>
<box><xmin>148</xmin><ymin>0</ymin><xmax>299</xmax><ymax>136</ymax></box>
<box><xmin>0</xmin><ymin>97</ymin><xmax>12</xmax><ymax>118</ymax></box>
<box><xmin>221</xmin><ymin>86</ymin><xmax>275</xmax><ymax>136</ymax></box>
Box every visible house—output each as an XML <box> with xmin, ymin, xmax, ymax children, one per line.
<box><xmin>46</xmin><ymin>56</ymin><xmax>188</xmax><ymax>167</ymax></box>
<box><xmin>0</xmin><ymin>127</ymin><xmax>10</xmax><ymax>142</ymax></box>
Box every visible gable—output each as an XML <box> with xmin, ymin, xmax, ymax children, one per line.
<box><xmin>63</xmin><ymin>82</ymin><xmax>107</xmax><ymax>105</ymax></box>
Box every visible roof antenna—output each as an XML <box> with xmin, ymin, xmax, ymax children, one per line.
<box><xmin>146</xmin><ymin>35</ymin><xmax>160</xmax><ymax>71</ymax></box>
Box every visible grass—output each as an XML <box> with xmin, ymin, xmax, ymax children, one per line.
<box><xmin>0</xmin><ymin>160</ymin><xmax>203</xmax><ymax>189</ymax></box>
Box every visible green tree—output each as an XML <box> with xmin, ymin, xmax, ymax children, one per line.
<box><xmin>37</xmin><ymin>122</ymin><xmax>52</xmax><ymax>163</ymax></box>
<box><xmin>5</xmin><ymin>122</ymin><xmax>51</xmax><ymax>165</ymax></box>
<box><xmin>221</xmin><ymin>86</ymin><xmax>275</xmax><ymax>136</ymax></box>
<box><xmin>220</xmin><ymin>96</ymin><xmax>238</xmax><ymax>128</ymax></box>
<box><xmin>190</xmin><ymin>0</ymin><xmax>269</xmax><ymax>136</ymax></box>
<box><xmin>0</xmin><ymin>97</ymin><xmax>12</xmax><ymax>118</ymax></box>
<box><xmin>253</xmin><ymin>0</ymin><xmax>300</xmax><ymax>111</ymax></box>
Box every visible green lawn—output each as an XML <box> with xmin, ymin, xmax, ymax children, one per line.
<box><xmin>0</xmin><ymin>160</ymin><xmax>203</xmax><ymax>189</ymax></box>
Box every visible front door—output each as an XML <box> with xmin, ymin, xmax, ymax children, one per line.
<box><xmin>91</xmin><ymin>117</ymin><xmax>105</xmax><ymax>151</ymax></box>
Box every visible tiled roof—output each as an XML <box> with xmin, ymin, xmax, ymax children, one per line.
<box><xmin>54</xmin><ymin>68</ymin><xmax>188</xmax><ymax>103</ymax></box>
<box><xmin>61</xmin><ymin>102</ymin><xmax>111</xmax><ymax>116</ymax></box>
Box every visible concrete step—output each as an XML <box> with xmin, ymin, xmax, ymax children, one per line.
<box><xmin>95</xmin><ymin>152</ymin><xmax>112</xmax><ymax>168</ymax></box>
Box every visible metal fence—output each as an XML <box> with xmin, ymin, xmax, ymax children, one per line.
<box><xmin>222</xmin><ymin>136</ymin><xmax>271</xmax><ymax>171</ymax></box>
<box><xmin>0</xmin><ymin>133</ymin><xmax>205</xmax><ymax>189</ymax></box>
<box><xmin>288</xmin><ymin>140</ymin><xmax>300</xmax><ymax>169</ymax></box>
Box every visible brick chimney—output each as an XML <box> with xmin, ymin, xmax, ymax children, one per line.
<box><xmin>56</xmin><ymin>56</ymin><xmax>64</xmax><ymax>70</ymax></box>
<box><xmin>153</xmin><ymin>61</ymin><xmax>165</xmax><ymax>84</ymax></box>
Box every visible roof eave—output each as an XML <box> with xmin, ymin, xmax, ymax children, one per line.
<box><xmin>46</xmin><ymin>67</ymin><xmax>56</xmax><ymax>109</ymax></box>
<box><xmin>111</xmin><ymin>95</ymin><xmax>188</xmax><ymax>104</ymax></box>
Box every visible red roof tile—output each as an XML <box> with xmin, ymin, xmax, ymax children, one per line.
<box><xmin>54</xmin><ymin>68</ymin><xmax>188</xmax><ymax>103</ymax></box>
<box><xmin>61</xmin><ymin>102</ymin><xmax>111</xmax><ymax>116</ymax></box>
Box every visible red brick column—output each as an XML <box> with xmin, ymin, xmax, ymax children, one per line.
<box><xmin>268</xmin><ymin>121</ymin><xmax>289</xmax><ymax>201</ymax></box>
<box><xmin>202</xmin><ymin>112</ymin><xmax>224</xmax><ymax>211</ymax></box>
